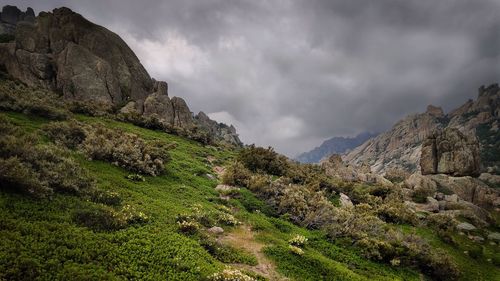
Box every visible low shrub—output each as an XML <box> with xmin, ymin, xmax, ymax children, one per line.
<box><xmin>376</xmin><ymin>202</ymin><xmax>418</xmax><ymax>225</ymax></box>
<box><xmin>288</xmin><ymin>245</ymin><xmax>304</xmax><ymax>256</ymax></box>
<box><xmin>0</xmin><ymin>80</ymin><xmax>70</xmax><ymax>120</ymax></box>
<box><xmin>42</xmin><ymin>120</ymin><xmax>86</xmax><ymax>149</ymax></box>
<box><xmin>73</xmin><ymin>206</ymin><xmax>125</xmax><ymax>231</ymax></box>
<box><xmin>81</xmin><ymin>124</ymin><xmax>173</xmax><ymax>176</ymax></box>
<box><xmin>208</xmin><ymin>268</ymin><xmax>256</xmax><ymax>281</ymax></box>
<box><xmin>0</xmin><ymin>117</ymin><xmax>94</xmax><ymax>197</ymax></box>
<box><xmin>237</xmin><ymin>145</ymin><xmax>289</xmax><ymax>176</ymax></box>
<box><xmin>222</xmin><ymin>161</ymin><xmax>251</xmax><ymax>187</ymax></box>
<box><xmin>289</xmin><ymin>234</ymin><xmax>308</xmax><ymax>247</ymax></box>
<box><xmin>126</xmin><ymin>173</ymin><xmax>146</xmax><ymax>182</ymax></box>
<box><xmin>88</xmin><ymin>189</ymin><xmax>122</xmax><ymax>206</ymax></box>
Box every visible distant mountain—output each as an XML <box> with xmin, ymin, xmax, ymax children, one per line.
<box><xmin>344</xmin><ymin>84</ymin><xmax>500</xmax><ymax>175</ymax></box>
<box><xmin>295</xmin><ymin>132</ymin><xmax>377</xmax><ymax>163</ymax></box>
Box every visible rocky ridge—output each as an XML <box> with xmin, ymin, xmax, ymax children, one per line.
<box><xmin>344</xmin><ymin>84</ymin><xmax>500</xmax><ymax>175</ymax></box>
<box><xmin>0</xmin><ymin>6</ymin><xmax>241</xmax><ymax>146</ymax></box>
<box><xmin>295</xmin><ymin>131</ymin><xmax>377</xmax><ymax>163</ymax></box>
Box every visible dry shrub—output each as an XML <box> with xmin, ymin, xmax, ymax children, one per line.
<box><xmin>222</xmin><ymin>161</ymin><xmax>251</xmax><ymax>187</ymax></box>
<box><xmin>82</xmin><ymin>124</ymin><xmax>173</xmax><ymax>176</ymax></box>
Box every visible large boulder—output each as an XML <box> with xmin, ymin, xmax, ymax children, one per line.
<box><xmin>421</xmin><ymin>128</ymin><xmax>481</xmax><ymax>177</ymax></box>
<box><xmin>428</xmin><ymin>174</ymin><xmax>500</xmax><ymax>209</ymax></box>
<box><xmin>0</xmin><ymin>6</ymin><xmax>152</xmax><ymax>105</ymax></box>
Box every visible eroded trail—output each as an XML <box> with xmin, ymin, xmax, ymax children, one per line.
<box><xmin>219</xmin><ymin>225</ymin><xmax>286</xmax><ymax>281</ymax></box>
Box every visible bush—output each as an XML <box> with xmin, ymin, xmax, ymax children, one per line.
<box><xmin>0</xmin><ymin>117</ymin><xmax>94</xmax><ymax>197</ymax></box>
<box><xmin>81</xmin><ymin>124</ymin><xmax>173</xmax><ymax>176</ymax></box>
<box><xmin>209</xmin><ymin>268</ymin><xmax>256</xmax><ymax>281</ymax></box>
<box><xmin>43</xmin><ymin>120</ymin><xmax>87</xmax><ymax>149</ymax></box>
<box><xmin>289</xmin><ymin>245</ymin><xmax>305</xmax><ymax>256</ymax></box>
<box><xmin>88</xmin><ymin>189</ymin><xmax>122</xmax><ymax>206</ymax></box>
<box><xmin>126</xmin><ymin>173</ymin><xmax>146</xmax><ymax>182</ymax></box>
<box><xmin>0</xmin><ymin>80</ymin><xmax>70</xmax><ymax>120</ymax></box>
<box><xmin>0</xmin><ymin>157</ymin><xmax>52</xmax><ymax>197</ymax></box>
<box><xmin>222</xmin><ymin>161</ymin><xmax>251</xmax><ymax>187</ymax></box>
<box><xmin>376</xmin><ymin>202</ymin><xmax>418</xmax><ymax>225</ymax></box>
<box><xmin>73</xmin><ymin>206</ymin><xmax>125</xmax><ymax>231</ymax></box>
<box><xmin>289</xmin><ymin>234</ymin><xmax>308</xmax><ymax>247</ymax></box>
<box><xmin>237</xmin><ymin>145</ymin><xmax>289</xmax><ymax>176</ymax></box>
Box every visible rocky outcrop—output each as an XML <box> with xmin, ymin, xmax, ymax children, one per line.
<box><xmin>321</xmin><ymin>154</ymin><xmax>393</xmax><ymax>187</ymax></box>
<box><xmin>0</xmin><ymin>5</ymin><xmax>34</xmax><ymax>35</ymax></box>
<box><xmin>0</xmin><ymin>7</ymin><xmax>152</xmax><ymax>105</ymax></box>
<box><xmin>0</xmin><ymin>6</ymin><xmax>243</xmax><ymax>146</ymax></box>
<box><xmin>344</xmin><ymin>105</ymin><xmax>445</xmax><ymax>174</ymax></box>
<box><xmin>427</xmin><ymin>174</ymin><xmax>500</xmax><ymax>209</ymax></box>
<box><xmin>195</xmin><ymin>112</ymin><xmax>242</xmax><ymax>146</ymax></box>
<box><xmin>345</xmin><ymin>83</ymin><xmax>500</xmax><ymax>175</ymax></box>
<box><xmin>142</xmin><ymin>81</ymin><xmax>193</xmax><ymax>128</ymax></box>
<box><xmin>421</xmin><ymin>128</ymin><xmax>481</xmax><ymax>177</ymax></box>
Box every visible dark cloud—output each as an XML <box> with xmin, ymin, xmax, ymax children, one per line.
<box><xmin>3</xmin><ymin>0</ymin><xmax>499</xmax><ymax>156</ymax></box>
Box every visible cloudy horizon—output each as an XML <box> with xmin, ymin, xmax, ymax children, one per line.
<box><xmin>3</xmin><ymin>0</ymin><xmax>499</xmax><ymax>157</ymax></box>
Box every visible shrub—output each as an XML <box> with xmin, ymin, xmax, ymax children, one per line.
<box><xmin>288</xmin><ymin>245</ymin><xmax>304</xmax><ymax>256</ymax></box>
<box><xmin>126</xmin><ymin>173</ymin><xmax>146</xmax><ymax>182</ymax></box>
<box><xmin>73</xmin><ymin>206</ymin><xmax>125</xmax><ymax>231</ymax></box>
<box><xmin>237</xmin><ymin>145</ymin><xmax>289</xmax><ymax>176</ymax></box>
<box><xmin>412</xmin><ymin>185</ymin><xmax>435</xmax><ymax>203</ymax></box>
<box><xmin>222</xmin><ymin>161</ymin><xmax>251</xmax><ymax>187</ymax></box>
<box><xmin>0</xmin><ymin>80</ymin><xmax>70</xmax><ymax>120</ymax></box>
<box><xmin>88</xmin><ymin>189</ymin><xmax>122</xmax><ymax>206</ymax></box>
<box><xmin>177</xmin><ymin>221</ymin><xmax>199</xmax><ymax>234</ymax></box>
<box><xmin>81</xmin><ymin>124</ymin><xmax>173</xmax><ymax>176</ymax></box>
<box><xmin>208</xmin><ymin>268</ymin><xmax>256</xmax><ymax>281</ymax></box>
<box><xmin>376</xmin><ymin>202</ymin><xmax>418</xmax><ymax>225</ymax></box>
<box><xmin>42</xmin><ymin>120</ymin><xmax>87</xmax><ymax>149</ymax></box>
<box><xmin>247</xmin><ymin>174</ymin><xmax>270</xmax><ymax>192</ymax></box>
<box><xmin>0</xmin><ymin>157</ymin><xmax>52</xmax><ymax>197</ymax></box>
<box><xmin>0</xmin><ymin>118</ymin><xmax>94</xmax><ymax>196</ymax></box>
<box><xmin>289</xmin><ymin>234</ymin><xmax>308</xmax><ymax>247</ymax></box>
<box><xmin>217</xmin><ymin>213</ymin><xmax>240</xmax><ymax>226</ymax></box>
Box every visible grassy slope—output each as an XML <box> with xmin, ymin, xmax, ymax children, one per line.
<box><xmin>0</xmin><ymin>111</ymin><xmax>496</xmax><ymax>280</ymax></box>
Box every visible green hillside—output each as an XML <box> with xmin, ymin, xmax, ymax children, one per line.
<box><xmin>0</xmin><ymin>79</ymin><xmax>499</xmax><ymax>280</ymax></box>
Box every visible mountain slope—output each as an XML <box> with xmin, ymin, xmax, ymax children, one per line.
<box><xmin>344</xmin><ymin>85</ymin><xmax>500</xmax><ymax>175</ymax></box>
<box><xmin>296</xmin><ymin>132</ymin><xmax>377</xmax><ymax>163</ymax></box>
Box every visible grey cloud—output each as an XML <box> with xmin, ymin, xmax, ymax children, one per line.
<box><xmin>2</xmin><ymin>0</ymin><xmax>499</xmax><ymax>157</ymax></box>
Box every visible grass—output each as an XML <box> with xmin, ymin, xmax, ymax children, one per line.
<box><xmin>1</xmin><ymin>110</ymin><xmax>498</xmax><ymax>280</ymax></box>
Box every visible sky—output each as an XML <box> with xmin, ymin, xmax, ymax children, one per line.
<box><xmin>3</xmin><ymin>0</ymin><xmax>499</xmax><ymax>157</ymax></box>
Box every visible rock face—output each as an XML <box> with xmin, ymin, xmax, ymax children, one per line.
<box><xmin>295</xmin><ymin>132</ymin><xmax>377</xmax><ymax>163</ymax></box>
<box><xmin>421</xmin><ymin>128</ymin><xmax>481</xmax><ymax>177</ymax></box>
<box><xmin>345</xmin><ymin>83</ymin><xmax>500</xmax><ymax>175</ymax></box>
<box><xmin>0</xmin><ymin>6</ymin><xmax>243</xmax><ymax>146</ymax></box>
<box><xmin>344</xmin><ymin>105</ymin><xmax>445</xmax><ymax>175</ymax></box>
<box><xmin>0</xmin><ymin>7</ymin><xmax>152</xmax><ymax>104</ymax></box>
<box><xmin>0</xmin><ymin>5</ymin><xmax>34</xmax><ymax>34</ymax></box>
<box><xmin>321</xmin><ymin>154</ymin><xmax>393</xmax><ymax>187</ymax></box>
<box><xmin>195</xmin><ymin>111</ymin><xmax>242</xmax><ymax>146</ymax></box>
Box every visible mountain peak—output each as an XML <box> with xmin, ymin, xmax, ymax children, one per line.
<box><xmin>425</xmin><ymin>104</ymin><xmax>444</xmax><ymax>117</ymax></box>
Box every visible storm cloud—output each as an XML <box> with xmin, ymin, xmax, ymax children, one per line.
<box><xmin>4</xmin><ymin>0</ymin><xmax>499</xmax><ymax>156</ymax></box>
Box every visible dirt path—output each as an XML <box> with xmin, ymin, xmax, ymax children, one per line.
<box><xmin>219</xmin><ymin>225</ymin><xmax>286</xmax><ymax>281</ymax></box>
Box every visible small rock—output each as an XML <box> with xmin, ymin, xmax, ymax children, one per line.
<box><xmin>204</xmin><ymin>173</ymin><xmax>216</xmax><ymax>180</ymax></box>
<box><xmin>215</xmin><ymin>184</ymin><xmax>239</xmax><ymax>191</ymax></box>
<box><xmin>207</xmin><ymin>226</ymin><xmax>224</xmax><ymax>235</ymax></box>
<box><xmin>468</xmin><ymin>235</ymin><xmax>484</xmax><ymax>243</ymax></box>
<box><xmin>426</xmin><ymin>197</ymin><xmax>440</xmax><ymax>212</ymax></box>
<box><xmin>456</xmin><ymin>222</ymin><xmax>476</xmax><ymax>231</ymax></box>
<box><xmin>339</xmin><ymin>193</ymin><xmax>353</xmax><ymax>208</ymax></box>
<box><xmin>444</xmin><ymin>194</ymin><xmax>458</xmax><ymax>203</ymax></box>
<box><xmin>487</xmin><ymin>232</ymin><xmax>500</xmax><ymax>242</ymax></box>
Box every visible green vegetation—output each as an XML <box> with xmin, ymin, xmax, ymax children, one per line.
<box><xmin>0</xmin><ymin>78</ymin><xmax>498</xmax><ymax>280</ymax></box>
